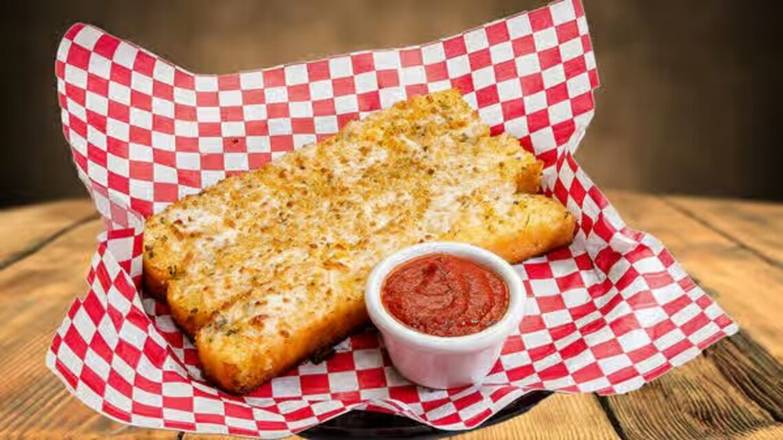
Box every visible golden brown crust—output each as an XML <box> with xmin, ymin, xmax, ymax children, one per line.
<box><xmin>486</xmin><ymin>216</ymin><xmax>575</xmax><ymax>264</ymax></box>
<box><xmin>167</xmin><ymin>290</ymin><xmax>200</xmax><ymax>337</ymax></box>
<box><xmin>197</xmin><ymin>298</ymin><xmax>368</xmax><ymax>393</ymax></box>
<box><xmin>441</xmin><ymin>193</ymin><xmax>576</xmax><ymax>265</ymax></box>
<box><xmin>515</xmin><ymin>159</ymin><xmax>543</xmax><ymax>194</ymax></box>
<box><xmin>479</xmin><ymin>200</ymin><xmax>576</xmax><ymax>265</ymax></box>
<box><xmin>142</xmin><ymin>254</ymin><xmax>169</xmax><ymax>299</ymax></box>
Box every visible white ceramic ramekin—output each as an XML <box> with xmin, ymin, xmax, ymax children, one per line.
<box><xmin>365</xmin><ymin>242</ymin><xmax>525</xmax><ymax>389</ymax></box>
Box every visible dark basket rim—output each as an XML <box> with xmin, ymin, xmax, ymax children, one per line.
<box><xmin>299</xmin><ymin>390</ymin><xmax>551</xmax><ymax>439</ymax></box>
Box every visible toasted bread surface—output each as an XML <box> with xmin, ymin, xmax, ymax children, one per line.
<box><xmin>196</xmin><ymin>192</ymin><xmax>573</xmax><ymax>392</ymax></box>
<box><xmin>143</xmin><ymin>89</ymin><xmax>573</xmax><ymax>393</ymax></box>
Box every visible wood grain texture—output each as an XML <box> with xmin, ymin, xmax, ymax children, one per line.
<box><xmin>0</xmin><ymin>198</ymin><xmax>96</xmax><ymax>268</ymax></box>
<box><xmin>706</xmin><ymin>331</ymin><xmax>783</xmax><ymax>422</ymax></box>
<box><xmin>666</xmin><ymin>195</ymin><xmax>783</xmax><ymax>267</ymax></box>
<box><xmin>738</xmin><ymin>426</ymin><xmax>783</xmax><ymax>439</ymax></box>
<box><xmin>600</xmin><ymin>351</ymin><xmax>777</xmax><ymax>439</ymax></box>
<box><xmin>456</xmin><ymin>394</ymin><xmax>620</xmax><ymax>440</ymax></box>
<box><xmin>1</xmin><ymin>193</ymin><xmax>782</xmax><ymax>439</ymax></box>
<box><xmin>0</xmin><ymin>214</ymin><xmax>174</xmax><ymax>439</ymax></box>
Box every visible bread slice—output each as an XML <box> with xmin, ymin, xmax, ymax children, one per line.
<box><xmin>196</xmin><ymin>192</ymin><xmax>573</xmax><ymax>392</ymax></box>
<box><xmin>143</xmin><ymin>89</ymin><xmax>574</xmax><ymax>393</ymax></box>
<box><xmin>143</xmin><ymin>89</ymin><xmax>544</xmax><ymax>330</ymax></box>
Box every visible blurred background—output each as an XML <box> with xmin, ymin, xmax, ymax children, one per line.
<box><xmin>1</xmin><ymin>0</ymin><xmax>780</xmax><ymax>207</ymax></box>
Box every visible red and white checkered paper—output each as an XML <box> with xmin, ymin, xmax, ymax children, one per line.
<box><xmin>48</xmin><ymin>0</ymin><xmax>737</xmax><ymax>437</ymax></box>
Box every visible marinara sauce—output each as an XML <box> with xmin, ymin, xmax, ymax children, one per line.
<box><xmin>381</xmin><ymin>253</ymin><xmax>509</xmax><ymax>337</ymax></box>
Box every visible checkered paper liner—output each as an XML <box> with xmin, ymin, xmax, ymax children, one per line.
<box><xmin>47</xmin><ymin>0</ymin><xmax>737</xmax><ymax>437</ymax></box>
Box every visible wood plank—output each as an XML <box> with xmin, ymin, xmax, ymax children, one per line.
<box><xmin>706</xmin><ymin>331</ymin><xmax>783</xmax><ymax>422</ymax></box>
<box><xmin>0</xmin><ymin>198</ymin><xmax>96</xmax><ymax>269</ymax></box>
<box><xmin>666</xmin><ymin>195</ymin><xmax>783</xmax><ymax>267</ymax></box>
<box><xmin>457</xmin><ymin>394</ymin><xmax>620</xmax><ymax>440</ymax></box>
<box><xmin>606</xmin><ymin>190</ymin><xmax>783</xmax><ymax>362</ymax></box>
<box><xmin>0</xmin><ymin>219</ymin><xmax>176</xmax><ymax>439</ymax></box>
<box><xmin>601</xmin><ymin>190</ymin><xmax>783</xmax><ymax>438</ymax></box>
<box><xmin>600</xmin><ymin>351</ymin><xmax>777</xmax><ymax>440</ymax></box>
<box><xmin>738</xmin><ymin>425</ymin><xmax>783</xmax><ymax>439</ymax></box>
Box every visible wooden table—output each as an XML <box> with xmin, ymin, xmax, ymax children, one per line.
<box><xmin>1</xmin><ymin>190</ymin><xmax>781</xmax><ymax>439</ymax></box>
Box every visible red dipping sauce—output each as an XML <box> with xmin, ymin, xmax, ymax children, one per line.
<box><xmin>381</xmin><ymin>253</ymin><xmax>509</xmax><ymax>337</ymax></box>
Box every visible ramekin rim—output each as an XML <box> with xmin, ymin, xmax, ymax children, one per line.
<box><xmin>365</xmin><ymin>241</ymin><xmax>526</xmax><ymax>352</ymax></box>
